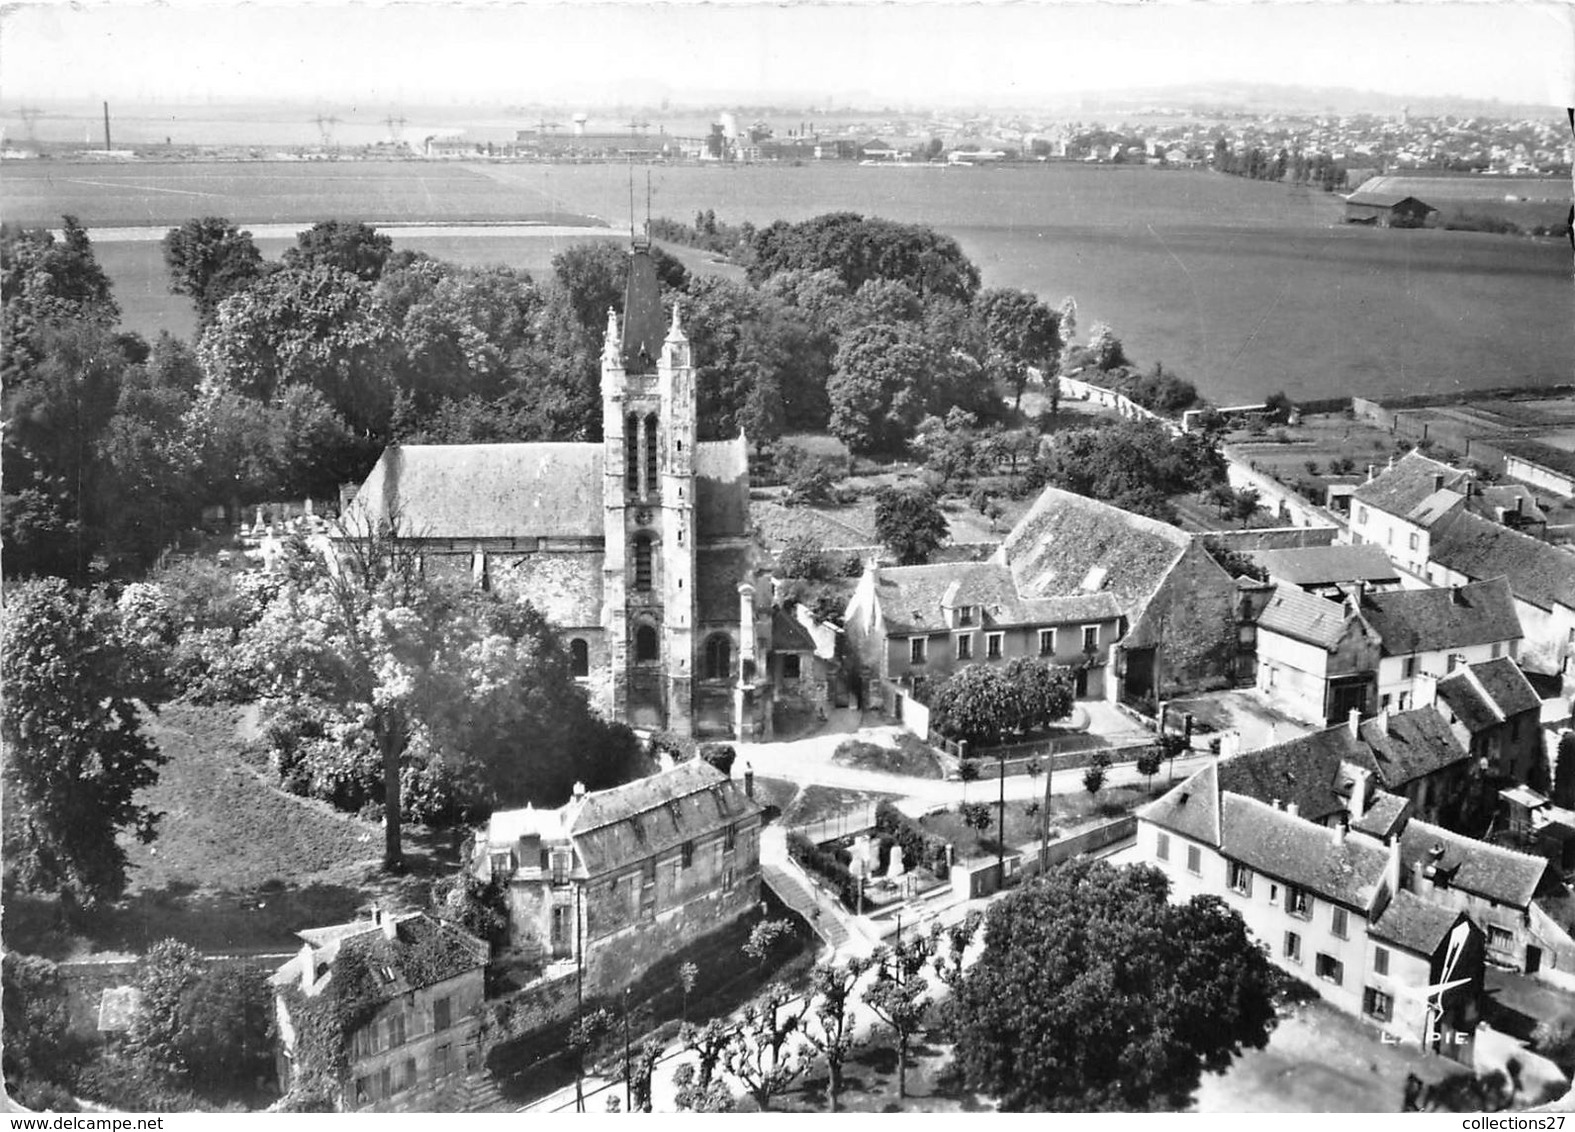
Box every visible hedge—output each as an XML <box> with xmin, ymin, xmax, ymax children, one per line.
<box><xmin>874</xmin><ymin>801</ymin><xmax>951</xmax><ymax>876</ymax></box>
<box><xmin>785</xmin><ymin>832</ymin><xmax>862</xmax><ymax>909</ymax></box>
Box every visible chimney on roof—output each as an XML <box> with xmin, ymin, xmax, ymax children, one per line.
<box><xmin>1334</xmin><ymin>814</ymin><xmax>1349</xmax><ymax>843</ymax></box>
<box><xmin>382</xmin><ymin>912</ymin><xmax>398</xmax><ymax>941</ymax></box>
<box><xmin>1348</xmin><ymin>707</ymin><xmax>1362</xmax><ymax>738</ymax></box>
<box><xmin>1367</xmin><ymin>464</ymin><xmax>1377</xmax><ymax>483</ymax></box>
<box><xmin>1375</xmin><ymin>707</ymin><xmax>1390</xmax><ymax>737</ymax></box>
<box><xmin>371</xmin><ymin>906</ymin><xmax>382</xmax><ymax>927</ymax></box>
<box><xmin>1450</xmin><ymin>585</ymin><xmax>1466</xmax><ymax>606</ymax></box>
<box><xmin>1515</xmin><ymin>495</ymin><xmax>1525</xmax><ymax>515</ymax></box>
<box><xmin>1432</xmin><ymin>473</ymin><xmax>1446</xmax><ymax>493</ymax></box>
<box><xmin>1286</xmin><ymin>801</ymin><xmax>1299</xmax><ymax>818</ymax></box>
<box><xmin>1349</xmin><ymin>766</ymin><xmax>1371</xmax><ymax>819</ymax></box>
<box><xmin>572</xmin><ymin>781</ymin><xmax>587</xmax><ymax>800</ymax></box>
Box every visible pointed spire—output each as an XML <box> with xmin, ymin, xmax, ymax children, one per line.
<box><xmin>603</xmin><ymin>306</ymin><xmax>622</xmax><ymax>364</ymax></box>
<box><xmin>665</xmin><ymin>301</ymin><xmax>687</xmax><ymax>344</ymax></box>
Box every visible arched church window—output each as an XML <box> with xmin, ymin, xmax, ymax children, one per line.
<box><xmin>570</xmin><ymin>639</ymin><xmax>589</xmax><ymax>679</ymax></box>
<box><xmin>635</xmin><ymin>624</ymin><xmax>659</xmax><ymax>662</ymax></box>
<box><xmin>704</xmin><ymin>634</ymin><xmax>732</xmax><ymax>681</ymax></box>
<box><xmin>625</xmin><ymin>413</ymin><xmax>640</xmax><ymax>493</ymax></box>
<box><xmin>633</xmin><ymin>534</ymin><xmax>653</xmax><ymax>591</ymax></box>
<box><xmin>645</xmin><ymin>413</ymin><xmax>659</xmax><ymax>489</ymax></box>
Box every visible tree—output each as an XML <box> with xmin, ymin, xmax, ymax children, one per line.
<box><xmin>721</xmin><ymin>982</ymin><xmax>810</xmax><ymax>1111</ymax></box>
<box><xmin>827</xmin><ymin>322</ymin><xmax>933</xmax><ymax>457</ymax></box>
<box><xmin>283</xmin><ymin>220</ymin><xmax>394</xmax><ymax>282</ymax></box>
<box><xmin>3</xmin><ymin>952</ymin><xmax>76</xmax><ymax>1102</ymax></box>
<box><xmin>679</xmin><ymin>961</ymin><xmax>699</xmax><ymax>1023</ymax></box>
<box><xmin>1230</xmin><ymin>486</ymin><xmax>1262</xmax><ymax>528</ymax></box>
<box><xmin>628</xmin><ymin>1037</ymin><xmax>663</xmax><ymax>1113</ymax></box>
<box><xmin>874</xmin><ymin>484</ymin><xmax>948</xmax><ymax>565</ymax></box>
<box><xmin>930</xmin><ymin>666</ymin><xmax>1017</xmax><ymax>747</ymax></box>
<box><xmin>1001</xmin><ymin>658</ymin><xmax>1074</xmax><ymax>734</ymax></box>
<box><xmin>1136</xmin><ymin>745</ymin><xmax>1164</xmax><ymax>793</ymax></box>
<box><xmin>1</xmin><ymin>578</ymin><xmax>165</xmax><ymax>907</ymax></box>
<box><xmin>960</xmin><ymin>800</ymin><xmax>994</xmax><ymax>832</ymax></box>
<box><xmin>862</xmin><ymin>934</ymin><xmax>935</xmax><ymax>1100</ymax></box>
<box><xmin>176</xmin><ymin>962</ymin><xmax>275</xmax><ymax>1094</ymax></box>
<box><xmin>1554</xmin><ymin>732</ymin><xmax>1575</xmax><ymax>809</ymax></box>
<box><xmin>975</xmin><ymin>288</ymin><xmax>1062</xmax><ymax>410</ymax></box>
<box><xmin>161</xmin><ymin>217</ymin><xmax>267</xmax><ymax>325</ymax></box>
<box><xmin>673</xmin><ymin>1062</ymin><xmax>737</xmax><ymax>1111</ymax></box>
<box><xmin>1085</xmin><ymin>322</ymin><xmax>1128</xmax><ymax>371</ymax></box>
<box><xmin>679</xmin><ymin>1017</ymin><xmax>731</xmax><ymax>1092</ymax></box>
<box><xmin>1082</xmin><ymin>753</ymin><xmax>1110</xmax><ymax>797</ymax></box>
<box><xmin>801</xmin><ymin>957</ymin><xmax>871</xmax><ymax>1112</ymax></box>
<box><xmin>952</xmin><ymin>859</ymin><xmax>1278</xmax><ymax>1111</ymax></box>
<box><xmin>127</xmin><ymin>939</ymin><xmax>205</xmax><ymax>1082</ymax></box>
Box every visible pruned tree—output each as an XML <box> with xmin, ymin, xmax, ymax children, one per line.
<box><xmin>861</xmin><ymin>935</ymin><xmax>935</xmax><ymax>1101</ymax></box>
<box><xmin>1135</xmin><ymin>746</ymin><xmax>1165</xmax><ymax>794</ymax></box>
<box><xmin>801</xmin><ymin>957</ymin><xmax>871</xmax><ymax>1111</ymax></box>
<box><xmin>679</xmin><ymin>1017</ymin><xmax>731</xmax><ymax>1091</ymax></box>
<box><xmin>1082</xmin><ymin>753</ymin><xmax>1110</xmax><ymax>797</ymax></box>
<box><xmin>721</xmin><ymin>983</ymin><xmax>810</xmax><ymax>1111</ymax></box>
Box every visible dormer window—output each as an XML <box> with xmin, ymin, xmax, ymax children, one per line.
<box><xmin>957</xmin><ymin>605</ymin><xmax>975</xmax><ymax>627</ymax></box>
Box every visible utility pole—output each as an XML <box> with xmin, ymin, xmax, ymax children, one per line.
<box><xmin>575</xmin><ymin>885</ymin><xmax>585</xmax><ymax>1114</ymax></box>
<box><xmin>102</xmin><ymin>102</ymin><xmax>111</xmax><ymax>151</ymax></box>
<box><xmin>623</xmin><ymin>988</ymin><xmax>632</xmax><ymax>1113</ymax></box>
<box><xmin>996</xmin><ymin>751</ymin><xmax>1006</xmax><ymax>882</ymax></box>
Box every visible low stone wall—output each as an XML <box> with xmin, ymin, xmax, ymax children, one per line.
<box><xmin>1018</xmin><ymin>815</ymin><xmax>1138</xmax><ymax>878</ymax></box>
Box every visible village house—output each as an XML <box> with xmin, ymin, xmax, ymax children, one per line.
<box><xmin>340</xmin><ymin>240</ymin><xmax>774</xmax><ymax>739</ymax></box>
<box><xmin>1140</xmin><ymin>761</ymin><xmax>1482</xmax><ymax>1052</ymax></box>
<box><xmin>769</xmin><ymin>604</ymin><xmax>845</xmax><ymax>721</ymax></box>
<box><xmin>1423</xmin><ymin>508</ymin><xmax>1575</xmax><ymax>679</ymax></box>
<box><xmin>1255</xmin><ymin>543</ymin><xmax>1402</xmax><ymax>601</ymax></box>
<box><xmin>1499</xmin><ymin>786</ymin><xmax>1575</xmax><ymax>878</ymax></box>
<box><xmin>1349</xmin><ymin>451</ymin><xmax>1475</xmax><ymax>577</ymax></box>
<box><xmin>473</xmin><ymin>761</ymin><xmax>763</xmax><ymax>999</ymax></box>
<box><xmin>1359</xmin><ymin>578</ymin><xmax>1523</xmax><ymax>712</ymax></box>
<box><xmin>842</xmin><ymin>560</ymin><xmax>1123</xmax><ymax>700</ymax></box>
<box><xmin>1427</xmin><ymin>657</ymin><xmax>1546</xmax><ymax>788</ymax></box>
<box><xmin>1251</xmin><ymin>585</ymin><xmax>1380</xmax><ymax>725</ymax></box>
<box><xmin>270</xmin><ymin>910</ymin><xmax>489</xmax><ymax>1113</ymax></box>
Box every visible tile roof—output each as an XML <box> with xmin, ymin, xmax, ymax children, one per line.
<box><xmin>1256</xmin><ymin>544</ymin><xmax>1400</xmax><ymax>587</ymax></box>
<box><xmin>1255</xmin><ymin>585</ymin><xmax>1356</xmax><ymax>650</ymax></box>
<box><xmin>1406</xmin><ymin>488</ymin><xmax>1466</xmax><ymax>527</ymax></box>
<box><xmin>345</xmin><ymin>443</ymin><xmax>604</xmax><ymax>540</ymax></box>
<box><xmin>695</xmin><ymin>436</ymin><xmax>750</xmax><ymax>538</ymax></box>
<box><xmin>771</xmin><ymin>606</ymin><xmax>818</xmax><ymax>652</ymax></box>
<box><xmin>1400</xmin><ymin>818</ymin><xmax>1549</xmax><ymax>909</ymax></box>
<box><xmin>567</xmin><ymin>761</ymin><xmax>760</xmax><ymax>876</ymax></box>
<box><xmin>273</xmin><ymin>912</ymin><xmax>488</xmax><ymax>1000</ymax></box>
<box><xmin>1469</xmin><ymin>656</ymin><xmax>1543</xmax><ymax>718</ymax></box>
<box><xmin>1360</xmin><ymin>577</ymin><xmax>1522</xmax><ymax>655</ymax></box>
<box><xmin>1352</xmin><ymin>450</ymin><xmax>1468</xmax><ymax>517</ymax></box>
<box><xmin>1359</xmin><ymin>709</ymin><xmax>1471</xmax><ymax>788</ymax></box>
<box><xmin>1139</xmin><ymin>760</ymin><xmax>1220</xmax><ymax>846</ymax></box>
<box><xmin>1219</xmin><ymin>728</ymin><xmax>1377</xmax><ymax>823</ymax></box>
<box><xmin>999</xmin><ymin>486</ymin><xmax>1190</xmax><ymax>615</ymax></box>
<box><xmin>1219</xmin><ymin>794</ymin><xmax>1389</xmax><ymax>909</ymax></box>
<box><xmin>1434</xmin><ymin>669</ymin><xmax>1502</xmax><ymax>734</ymax></box>
<box><xmin>1371</xmin><ymin>889</ymin><xmax>1463</xmax><ymax>956</ymax></box>
<box><xmin>1352</xmin><ymin>793</ymin><xmax>1412</xmax><ymax>841</ymax></box>
<box><xmin>1427</xmin><ymin>509</ymin><xmax>1575</xmax><ymax>613</ymax></box>
<box><xmin>1466</xmin><ymin>485</ymin><xmax>1548</xmax><ymax>527</ymax></box>
<box><xmin>869</xmin><ymin>561</ymin><xmax>1120</xmax><ymax>635</ymax></box>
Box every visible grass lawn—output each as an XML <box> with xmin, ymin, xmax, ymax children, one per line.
<box><xmin>831</xmin><ymin>734</ymin><xmax>944</xmax><ymax>779</ymax></box>
<box><xmin>922</xmin><ymin>782</ymin><xmax>1165</xmax><ymax>860</ymax></box>
<box><xmin>3</xmin><ymin>701</ymin><xmax>451</xmax><ymax>960</ymax></box>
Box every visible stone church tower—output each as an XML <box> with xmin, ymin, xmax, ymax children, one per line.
<box><xmin>601</xmin><ymin>237</ymin><xmax>700</xmax><ymax>732</ymax></box>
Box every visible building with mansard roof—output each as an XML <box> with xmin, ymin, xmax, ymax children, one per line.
<box><xmin>342</xmin><ymin>240</ymin><xmax>773</xmax><ymax>738</ymax></box>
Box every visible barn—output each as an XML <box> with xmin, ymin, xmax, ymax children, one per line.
<box><xmin>1344</xmin><ymin>178</ymin><xmax>1437</xmax><ymax>227</ymax></box>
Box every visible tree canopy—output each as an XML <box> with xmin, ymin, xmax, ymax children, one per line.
<box><xmin>1</xmin><ymin>578</ymin><xmax>165</xmax><ymax>907</ymax></box>
<box><xmin>161</xmin><ymin>217</ymin><xmax>267</xmax><ymax>325</ymax></box>
<box><xmin>748</xmin><ymin>213</ymin><xmax>981</xmax><ymax>303</ymax></box>
<box><xmin>951</xmin><ymin>859</ymin><xmax>1278</xmax><ymax>1111</ymax></box>
<box><xmin>873</xmin><ymin>484</ymin><xmax>948</xmax><ymax>565</ymax></box>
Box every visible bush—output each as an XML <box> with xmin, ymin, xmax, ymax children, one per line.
<box><xmin>875</xmin><ymin>800</ymin><xmax>951</xmax><ymax>875</ymax></box>
<box><xmin>786</xmin><ymin>831</ymin><xmax>861</xmax><ymax>908</ymax></box>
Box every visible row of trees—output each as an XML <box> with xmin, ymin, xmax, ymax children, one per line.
<box><xmin>1212</xmin><ymin>139</ymin><xmax>1351</xmax><ymax>192</ymax></box>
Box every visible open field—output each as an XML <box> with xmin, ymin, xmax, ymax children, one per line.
<box><xmin>9</xmin><ymin>160</ymin><xmax>1569</xmax><ymax>406</ymax></box>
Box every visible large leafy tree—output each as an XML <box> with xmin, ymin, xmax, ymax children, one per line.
<box><xmin>551</xmin><ymin>241</ymin><xmax>689</xmax><ymax>337</ymax></box>
<box><xmin>1</xmin><ymin>578</ymin><xmax>165</xmax><ymax>907</ymax></box>
<box><xmin>975</xmin><ymin>287</ymin><xmax>1063</xmax><ymax>410</ymax></box>
<box><xmin>2</xmin><ymin>216</ymin><xmax>120</xmax><ymax>382</ymax></box>
<box><xmin>748</xmin><ymin>213</ymin><xmax>980</xmax><ymax>303</ymax></box>
<box><xmin>283</xmin><ymin>220</ymin><xmax>394</xmax><ymax>283</ymax></box>
<box><xmin>928</xmin><ymin>665</ymin><xmax>1018</xmax><ymax>747</ymax></box>
<box><xmin>161</xmin><ymin>217</ymin><xmax>267</xmax><ymax>325</ymax></box>
<box><xmin>827</xmin><ymin>322</ymin><xmax>932</xmax><ymax>457</ymax></box>
<box><xmin>873</xmin><ymin>484</ymin><xmax>948</xmax><ymax>565</ymax></box>
<box><xmin>2</xmin><ymin>952</ymin><xmax>76</xmax><ymax>1102</ymax></box>
<box><xmin>952</xmin><ymin>859</ymin><xmax>1278</xmax><ymax>1111</ymax></box>
<box><xmin>197</xmin><ymin>264</ymin><xmax>399</xmax><ymax>436</ymax></box>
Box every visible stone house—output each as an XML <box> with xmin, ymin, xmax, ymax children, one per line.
<box><xmin>1252</xmin><ymin>585</ymin><xmax>1380</xmax><ymax>725</ymax></box>
<box><xmin>845</xmin><ymin>486</ymin><xmax>1240</xmax><ymax>707</ymax></box>
<box><xmin>1359</xmin><ymin>578</ymin><xmax>1523</xmax><ymax>712</ymax></box>
<box><xmin>1428</xmin><ymin>657</ymin><xmax>1546</xmax><ymax>788</ymax></box>
<box><xmin>770</xmin><ymin>604</ymin><xmax>843</xmax><ymax>719</ymax></box>
<box><xmin>842</xmin><ymin>560</ymin><xmax>1123</xmax><ymax>700</ymax></box>
<box><xmin>340</xmin><ymin>240</ymin><xmax>774</xmax><ymax>739</ymax></box>
<box><xmin>1424</xmin><ymin>508</ymin><xmax>1575</xmax><ymax>680</ymax></box>
<box><xmin>270</xmin><ymin>910</ymin><xmax>489</xmax><ymax>1112</ymax></box>
<box><xmin>473</xmin><ymin>761</ymin><xmax>763</xmax><ymax>999</ymax></box>
<box><xmin>1139</xmin><ymin>762</ymin><xmax>1482</xmax><ymax>1052</ymax></box>
<box><xmin>1349</xmin><ymin>451</ymin><xmax>1471</xmax><ymax>578</ymax></box>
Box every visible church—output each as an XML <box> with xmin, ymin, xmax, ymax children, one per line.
<box><xmin>341</xmin><ymin>238</ymin><xmax>774</xmax><ymax>739</ymax></box>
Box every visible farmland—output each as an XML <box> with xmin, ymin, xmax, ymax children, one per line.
<box><xmin>6</xmin><ymin>159</ymin><xmax>1570</xmax><ymax>406</ymax></box>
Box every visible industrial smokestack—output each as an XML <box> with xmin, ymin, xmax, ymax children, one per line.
<box><xmin>103</xmin><ymin>101</ymin><xmax>111</xmax><ymax>151</ymax></box>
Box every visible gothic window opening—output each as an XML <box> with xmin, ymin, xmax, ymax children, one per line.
<box><xmin>625</xmin><ymin>413</ymin><xmax>640</xmax><ymax>493</ymax></box>
<box><xmin>633</xmin><ymin>534</ymin><xmax>653</xmax><ymax>591</ymax></box>
<box><xmin>704</xmin><ymin>634</ymin><xmax>732</xmax><ymax>681</ymax></box>
<box><xmin>570</xmin><ymin>638</ymin><xmax>589</xmax><ymax>678</ymax></box>
<box><xmin>645</xmin><ymin>413</ymin><xmax>659</xmax><ymax>489</ymax></box>
<box><xmin>635</xmin><ymin>624</ymin><xmax>659</xmax><ymax>662</ymax></box>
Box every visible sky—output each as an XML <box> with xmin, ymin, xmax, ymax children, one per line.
<box><xmin>2</xmin><ymin>1</ymin><xmax>1572</xmax><ymax>110</ymax></box>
